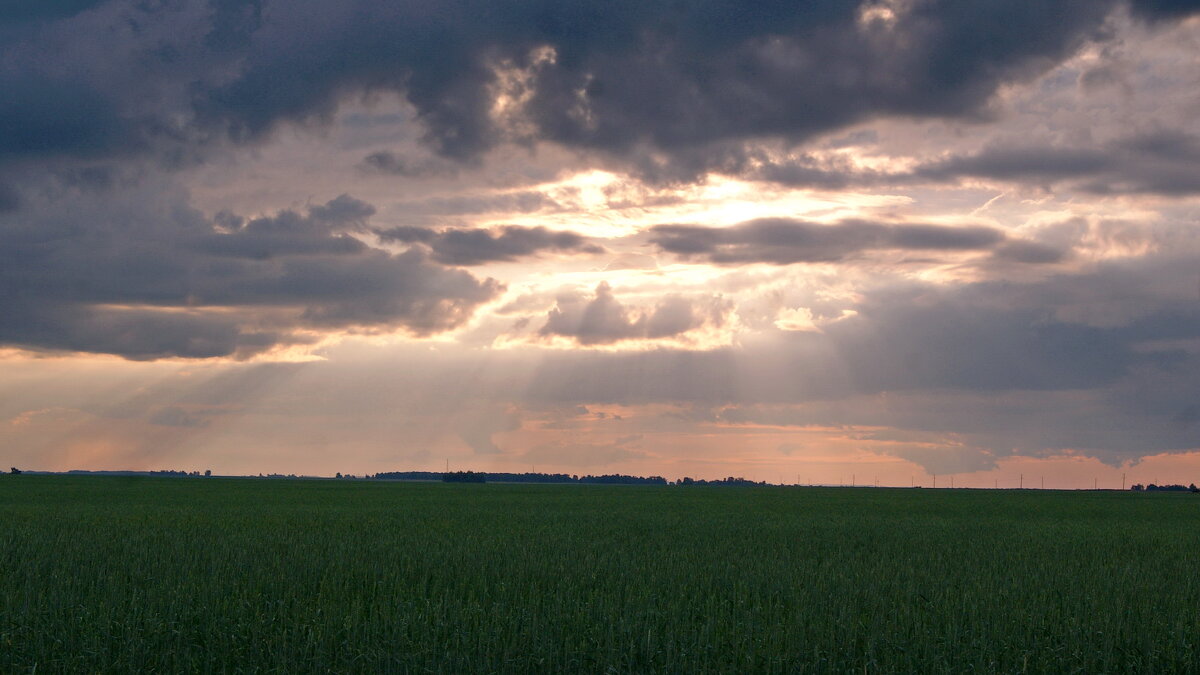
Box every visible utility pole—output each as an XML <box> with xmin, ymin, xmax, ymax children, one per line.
<box><xmin>445</xmin><ymin>458</ymin><xmax>449</xmax><ymax>473</ymax></box>
<box><xmin>933</xmin><ymin>473</ymin><xmax>937</xmax><ymax>488</ymax></box>
<box><xmin>1041</xmin><ymin>476</ymin><xmax>1044</xmax><ymax>490</ymax></box>
<box><xmin>1122</xmin><ymin>473</ymin><xmax>1126</xmax><ymax>490</ymax></box>
<box><xmin>852</xmin><ymin>474</ymin><xmax>855</xmax><ymax>487</ymax></box>
<box><xmin>1020</xmin><ymin>474</ymin><xmax>1023</xmax><ymax>489</ymax></box>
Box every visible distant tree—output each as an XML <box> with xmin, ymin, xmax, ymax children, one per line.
<box><xmin>9</xmin><ymin>467</ymin><xmax>20</xmax><ymax>475</ymax></box>
<box><xmin>336</xmin><ymin>472</ymin><xmax>342</xmax><ymax>479</ymax></box>
<box><xmin>204</xmin><ymin>469</ymin><xmax>212</xmax><ymax>477</ymax></box>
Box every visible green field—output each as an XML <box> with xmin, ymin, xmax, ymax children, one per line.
<box><xmin>2</xmin><ymin>476</ymin><xmax>1199</xmax><ymax>672</ymax></box>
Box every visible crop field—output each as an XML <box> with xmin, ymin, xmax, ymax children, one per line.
<box><xmin>2</xmin><ymin>476</ymin><xmax>1200</xmax><ymax>672</ymax></box>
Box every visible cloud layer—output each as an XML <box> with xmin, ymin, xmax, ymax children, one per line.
<box><xmin>1</xmin><ymin>0</ymin><xmax>1199</xmax><ymax>479</ymax></box>
<box><xmin>377</xmin><ymin>224</ymin><xmax>604</xmax><ymax>265</ymax></box>
<box><xmin>0</xmin><ymin>192</ymin><xmax>500</xmax><ymax>358</ymax></box>
<box><xmin>2</xmin><ymin>0</ymin><xmax>1193</xmax><ymax>175</ymax></box>
<box><xmin>648</xmin><ymin>218</ymin><xmax>1058</xmax><ymax>265</ymax></box>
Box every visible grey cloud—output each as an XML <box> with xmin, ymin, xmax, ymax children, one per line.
<box><xmin>307</xmin><ymin>193</ymin><xmax>376</xmax><ymax>225</ymax></box>
<box><xmin>913</xmin><ymin>131</ymin><xmax>1200</xmax><ymax>195</ymax></box>
<box><xmin>539</xmin><ymin>282</ymin><xmax>727</xmax><ymax>345</ymax></box>
<box><xmin>0</xmin><ymin>1</ymin><xmax>110</xmax><ymax>24</ymax></box>
<box><xmin>744</xmin><ymin>128</ymin><xmax>1200</xmax><ymax>197</ymax></box>
<box><xmin>751</xmin><ymin>162</ymin><xmax>864</xmax><ymax>190</ymax></box>
<box><xmin>392</xmin><ymin>191</ymin><xmax>562</xmax><ymax>219</ymax></box>
<box><xmin>1128</xmin><ymin>0</ymin><xmax>1200</xmax><ymax>20</ymax></box>
<box><xmin>514</xmin><ymin>255</ymin><xmax>1200</xmax><ymax>468</ymax></box>
<box><xmin>0</xmin><ymin>301</ymin><xmax>294</xmax><ymax>361</ymax></box>
<box><xmin>376</xmin><ymin>225</ymin><xmax>604</xmax><ymax>265</ymax></box>
<box><xmin>991</xmin><ymin>241</ymin><xmax>1068</xmax><ymax>265</ymax></box>
<box><xmin>0</xmin><ymin>183</ymin><xmax>18</xmax><ymax>213</ymax></box>
<box><xmin>524</xmin><ymin>251</ymin><xmax>1200</xmax><ymax>398</ymax></box>
<box><xmin>373</xmin><ymin>225</ymin><xmax>436</xmax><ymax>244</ymax></box>
<box><xmin>359</xmin><ymin>151</ymin><xmax>457</xmax><ymax>178</ymax></box>
<box><xmin>0</xmin><ymin>192</ymin><xmax>501</xmax><ymax>359</ymax></box>
<box><xmin>649</xmin><ymin>218</ymin><xmax>1016</xmax><ymax>265</ymax></box>
<box><xmin>0</xmin><ymin>0</ymin><xmax>1186</xmax><ymax>177</ymax></box>
<box><xmin>918</xmin><ymin>148</ymin><xmax>1111</xmax><ymax>182</ymax></box>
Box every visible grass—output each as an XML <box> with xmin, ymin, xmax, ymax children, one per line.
<box><xmin>2</xmin><ymin>475</ymin><xmax>1199</xmax><ymax>672</ymax></box>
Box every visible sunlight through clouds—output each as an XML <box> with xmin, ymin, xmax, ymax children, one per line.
<box><xmin>0</xmin><ymin>1</ymin><xmax>1198</xmax><ymax>481</ymax></box>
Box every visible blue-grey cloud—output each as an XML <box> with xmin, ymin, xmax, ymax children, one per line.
<box><xmin>377</xmin><ymin>224</ymin><xmax>604</xmax><ymax>265</ymax></box>
<box><xmin>0</xmin><ymin>193</ymin><xmax>501</xmax><ymax>359</ymax></box>
<box><xmin>648</xmin><ymin>218</ymin><xmax>1036</xmax><ymax>265</ymax></box>
<box><xmin>0</xmin><ymin>0</ymin><xmax>1192</xmax><ymax>177</ymax></box>
<box><xmin>539</xmin><ymin>282</ymin><xmax>728</xmax><ymax>345</ymax></box>
<box><xmin>913</xmin><ymin>131</ymin><xmax>1200</xmax><ymax>195</ymax></box>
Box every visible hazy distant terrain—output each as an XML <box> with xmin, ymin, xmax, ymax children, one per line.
<box><xmin>3</xmin><ymin>475</ymin><xmax>1198</xmax><ymax>671</ymax></box>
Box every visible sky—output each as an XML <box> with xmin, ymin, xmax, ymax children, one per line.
<box><xmin>2</xmin><ymin>0</ymin><xmax>1199</xmax><ymax>487</ymax></box>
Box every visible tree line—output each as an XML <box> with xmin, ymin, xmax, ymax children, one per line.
<box><xmin>370</xmin><ymin>470</ymin><xmax>669</xmax><ymax>485</ymax></box>
<box><xmin>369</xmin><ymin>471</ymin><xmax>770</xmax><ymax>486</ymax></box>
<box><xmin>1130</xmin><ymin>483</ymin><xmax>1199</xmax><ymax>492</ymax></box>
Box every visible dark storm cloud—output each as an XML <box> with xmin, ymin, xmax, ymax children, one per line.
<box><xmin>539</xmin><ymin>282</ymin><xmax>728</xmax><ymax>346</ymax></box>
<box><xmin>648</xmin><ymin>218</ymin><xmax>1025</xmax><ymax>265</ymax></box>
<box><xmin>990</xmin><ymin>241</ymin><xmax>1068</xmax><ymax>265</ymax></box>
<box><xmin>1127</xmin><ymin>0</ymin><xmax>1200</xmax><ymax>20</ymax></box>
<box><xmin>376</xmin><ymin>225</ymin><xmax>604</xmax><ymax>265</ymax></box>
<box><xmin>0</xmin><ymin>300</ymin><xmax>292</xmax><ymax>361</ymax></box>
<box><xmin>0</xmin><ymin>183</ymin><xmax>18</xmax><ymax>213</ymax></box>
<box><xmin>742</xmin><ymin>128</ymin><xmax>1200</xmax><ymax>196</ymax></box>
<box><xmin>0</xmin><ymin>1</ymin><xmax>109</xmax><ymax>23</ymax></box>
<box><xmin>392</xmin><ymin>191</ymin><xmax>562</xmax><ymax>219</ymax></box>
<box><xmin>1</xmin><ymin>0</ymin><xmax>1188</xmax><ymax>175</ymax></box>
<box><xmin>0</xmin><ymin>194</ymin><xmax>501</xmax><ymax>359</ymax></box>
<box><xmin>912</xmin><ymin>131</ymin><xmax>1200</xmax><ymax>195</ymax></box>
<box><xmin>359</xmin><ymin>151</ymin><xmax>457</xmax><ymax>178</ymax></box>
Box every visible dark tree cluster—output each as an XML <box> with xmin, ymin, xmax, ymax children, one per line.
<box><xmin>442</xmin><ymin>471</ymin><xmax>487</xmax><ymax>483</ymax></box>
<box><xmin>1130</xmin><ymin>483</ymin><xmax>1199</xmax><ymax>492</ymax></box>
<box><xmin>9</xmin><ymin>467</ymin><xmax>20</xmax><ymax>475</ymax></box>
<box><xmin>374</xmin><ymin>470</ymin><xmax>669</xmax><ymax>485</ymax></box>
<box><xmin>676</xmin><ymin>476</ymin><xmax>768</xmax><ymax>487</ymax></box>
<box><xmin>373</xmin><ymin>471</ymin><xmax>443</xmax><ymax>481</ymax></box>
<box><xmin>580</xmin><ymin>474</ymin><xmax>668</xmax><ymax>485</ymax></box>
<box><xmin>486</xmin><ymin>472</ymin><xmax>578</xmax><ymax>484</ymax></box>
